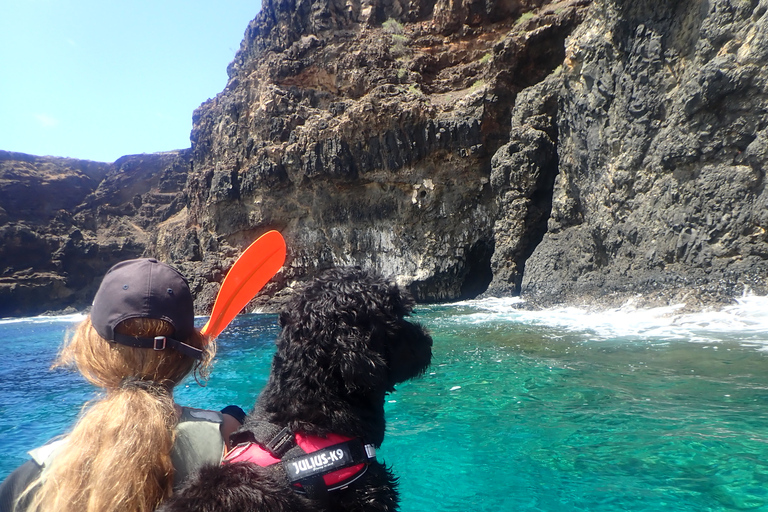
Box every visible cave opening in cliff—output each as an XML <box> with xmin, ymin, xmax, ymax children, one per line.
<box><xmin>459</xmin><ymin>239</ymin><xmax>494</xmax><ymax>300</ymax></box>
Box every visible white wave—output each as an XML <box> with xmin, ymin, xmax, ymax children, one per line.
<box><xmin>444</xmin><ymin>295</ymin><xmax>768</xmax><ymax>344</ymax></box>
<box><xmin>0</xmin><ymin>313</ymin><xmax>85</xmax><ymax>325</ymax></box>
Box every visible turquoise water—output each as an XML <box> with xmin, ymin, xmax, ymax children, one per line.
<box><xmin>2</xmin><ymin>299</ymin><xmax>768</xmax><ymax>511</ymax></box>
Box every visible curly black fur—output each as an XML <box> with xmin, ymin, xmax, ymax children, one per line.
<box><xmin>160</xmin><ymin>267</ymin><xmax>433</xmax><ymax>512</ymax></box>
<box><xmin>161</xmin><ymin>463</ymin><xmax>313</xmax><ymax>512</ymax></box>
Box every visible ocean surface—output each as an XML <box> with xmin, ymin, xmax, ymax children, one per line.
<box><xmin>2</xmin><ymin>296</ymin><xmax>768</xmax><ymax>511</ymax></box>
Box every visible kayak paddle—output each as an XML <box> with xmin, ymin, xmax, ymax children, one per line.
<box><xmin>201</xmin><ymin>230</ymin><xmax>286</xmax><ymax>339</ymax></box>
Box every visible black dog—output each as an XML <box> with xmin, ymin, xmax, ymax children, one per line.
<box><xmin>160</xmin><ymin>267</ymin><xmax>433</xmax><ymax>512</ymax></box>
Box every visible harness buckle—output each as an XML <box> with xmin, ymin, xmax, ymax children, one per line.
<box><xmin>153</xmin><ymin>336</ymin><xmax>167</xmax><ymax>351</ymax></box>
<box><xmin>265</xmin><ymin>427</ymin><xmax>295</xmax><ymax>456</ymax></box>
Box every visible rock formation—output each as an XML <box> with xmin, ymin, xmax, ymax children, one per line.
<box><xmin>0</xmin><ymin>150</ymin><xmax>190</xmax><ymax>316</ymax></box>
<box><xmin>3</xmin><ymin>0</ymin><xmax>768</xmax><ymax>316</ymax></box>
<box><xmin>520</xmin><ymin>0</ymin><xmax>768</xmax><ymax>308</ymax></box>
<box><xmin>154</xmin><ymin>0</ymin><xmax>591</xmax><ymax>312</ymax></box>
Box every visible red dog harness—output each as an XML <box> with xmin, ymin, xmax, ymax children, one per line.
<box><xmin>224</xmin><ymin>424</ymin><xmax>377</xmax><ymax>497</ymax></box>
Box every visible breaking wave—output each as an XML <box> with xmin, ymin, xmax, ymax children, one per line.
<box><xmin>440</xmin><ymin>294</ymin><xmax>768</xmax><ymax>346</ymax></box>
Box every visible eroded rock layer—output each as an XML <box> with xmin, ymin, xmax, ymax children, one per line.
<box><xmin>157</xmin><ymin>0</ymin><xmax>590</xmax><ymax>311</ymax></box>
<box><xmin>521</xmin><ymin>0</ymin><xmax>768</xmax><ymax>307</ymax></box>
<box><xmin>0</xmin><ymin>150</ymin><xmax>190</xmax><ymax>316</ymax></box>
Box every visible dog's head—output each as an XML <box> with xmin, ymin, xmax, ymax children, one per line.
<box><xmin>274</xmin><ymin>267</ymin><xmax>432</xmax><ymax>397</ymax></box>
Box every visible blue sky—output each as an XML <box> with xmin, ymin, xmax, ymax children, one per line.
<box><xmin>0</xmin><ymin>0</ymin><xmax>261</xmax><ymax>162</ymax></box>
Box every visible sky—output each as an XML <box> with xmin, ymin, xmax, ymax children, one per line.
<box><xmin>0</xmin><ymin>0</ymin><xmax>261</xmax><ymax>163</ymax></box>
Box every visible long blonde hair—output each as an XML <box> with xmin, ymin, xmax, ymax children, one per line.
<box><xmin>23</xmin><ymin>316</ymin><xmax>214</xmax><ymax>512</ymax></box>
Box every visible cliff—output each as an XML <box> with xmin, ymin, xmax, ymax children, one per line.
<box><xmin>0</xmin><ymin>150</ymin><xmax>190</xmax><ymax>316</ymax></box>
<box><xmin>2</xmin><ymin>0</ymin><xmax>767</xmax><ymax>317</ymax></box>
<box><xmin>157</xmin><ymin>0</ymin><xmax>591</xmax><ymax>312</ymax></box>
<box><xmin>520</xmin><ymin>0</ymin><xmax>768</xmax><ymax>308</ymax></box>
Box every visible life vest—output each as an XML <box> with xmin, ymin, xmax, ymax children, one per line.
<box><xmin>27</xmin><ymin>407</ymin><xmax>225</xmax><ymax>490</ymax></box>
<box><xmin>171</xmin><ymin>407</ymin><xmax>227</xmax><ymax>488</ymax></box>
<box><xmin>223</xmin><ymin>422</ymin><xmax>377</xmax><ymax>499</ymax></box>
<box><xmin>9</xmin><ymin>405</ymin><xmax>225</xmax><ymax>511</ymax></box>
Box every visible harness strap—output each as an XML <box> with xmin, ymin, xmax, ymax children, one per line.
<box><xmin>297</xmin><ymin>475</ymin><xmax>328</xmax><ymax>506</ymax></box>
<box><xmin>282</xmin><ymin>439</ymin><xmax>371</xmax><ymax>485</ymax></box>
<box><xmin>250</xmin><ymin>422</ymin><xmax>296</xmax><ymax>458</ymax></box>
<box><xmin>224</xmin><ymin>421</ymin><xmax>377</xmax><ymax>502</ymax></box>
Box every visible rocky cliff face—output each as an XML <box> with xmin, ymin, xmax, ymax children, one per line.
<box><xmin>154</xmin><ymin>0</ymin><xmax>591</xmax><ymax>311</ymax></box>
<box><xmin>0</xmin><ymin>150</ymin><xmax>191</xmax><ymax>316</ymax></box>
<box><xmin>3</xmin><ymin>0</ymin><xmax>768</xmax><ymax>316</ymax></box>
<box><xmin>520</xmin><ymin>0</ymin><xmax>768</xmax><ymax>308</ymax></box>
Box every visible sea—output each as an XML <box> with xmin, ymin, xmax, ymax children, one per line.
<box><xmin>2</xmin><ymin>296</ymin><xmax>768</xmax><ymax>511</ymax></box>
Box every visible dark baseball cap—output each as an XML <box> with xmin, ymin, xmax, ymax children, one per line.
<box><xmin>90</xmin><ymin>258</ymin><xmax>202</xmax><ymax>359</ymax></box>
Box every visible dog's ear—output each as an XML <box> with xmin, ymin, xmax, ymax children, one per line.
<box><xmin>276</xmin><ymin>306</ymin><xmax>389</xmax><ymax>395</ymax></box>
<box><xmin>334</xmin><ymin>324</ymin><xmax>389</xmax><ymax>394</ymax></box>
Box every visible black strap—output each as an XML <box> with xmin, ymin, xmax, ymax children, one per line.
<box><xmin>297</xmin><ymin>475</ymin><xmax>330</xmax><ymax>506</ymax></box>
<box><xmin>112</xmin><ymin>332</ymin><xmax>203</xmax><ymax>359</ymax></box>
<box><xmin>282</xmin><ymin>439</ymin><xmax>375</xmax><ymax>501</ymax></box>
<box><xmin>228</xmin><ymin>429</ymin><xmax>257</xmax><ymax>448</ymax></box>
<box><xmin>282</xmin><ymin>440</ymin><xmax>373</xmax><ymax>483</ymax></box>
<box><xmin>249</xmin><ymin>421</ymin><xmax>296</xmax><ymax>458</ymax></box>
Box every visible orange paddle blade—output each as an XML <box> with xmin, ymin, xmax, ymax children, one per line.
<box><xmin>201</xmin><ymin>230</ymin><xmax>286</xmax><ymax>339</ymax></box>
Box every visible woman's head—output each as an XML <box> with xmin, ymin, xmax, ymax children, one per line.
<box><xmin>90</xmin><ymin>258</ymin><xmax>195</xmax><ymax>343</ymax></box>
<box><xmin>59</xmin><ymin>258</ymin><xmax>214</xmax><ymax>387</ymax></box>
<box><xmin>60</xmin><ymin>316</ymin><xmax>210</xmax><ymax>391</ymax></box>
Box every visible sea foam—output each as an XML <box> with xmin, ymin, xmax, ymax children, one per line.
<box><xmin>446</xmin><ymin>294</ymin><xmax>768</xmax><ymax>346</ymax></box>
<box><xmin>0</xmin><ymin>313</ymin><xmax>85</xmax><ymax>325</ymax></box>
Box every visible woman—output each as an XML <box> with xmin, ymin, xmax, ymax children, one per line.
<box><xmin>0</xmin><ymin>258</ymin><xmax>243</xmax><ymax>512</ymax></box>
